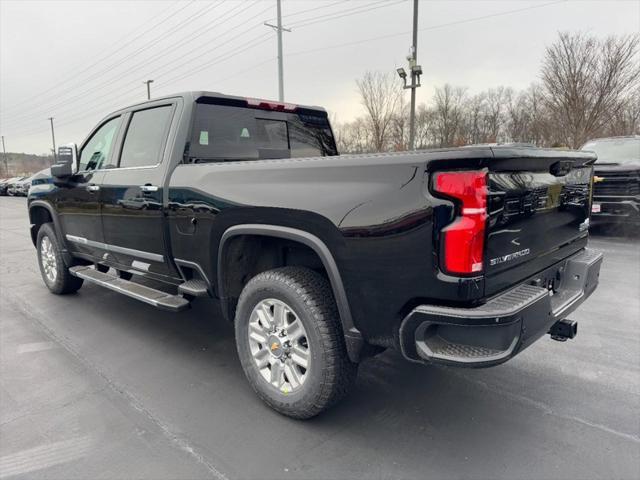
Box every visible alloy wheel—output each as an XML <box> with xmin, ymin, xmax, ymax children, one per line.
<box><xmin>247</xmin><ymin>298</ymin><xmax>310</xmax><ymax>394</ymax></box>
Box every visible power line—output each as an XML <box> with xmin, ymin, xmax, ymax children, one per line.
<box><xmin>286</xmin><ymin>0</ymin><xmax>566</xmax><ymax>58</ymax></box>
<box><xmin>280</xmin><ymin>1</ymin><xmax>345</xmax><ymax>20</ymax></box>
<box><xmin>2</xmin><ymin>0</ymin><xmax>191</xmax><ymax>114</ymax></box>
<box><xmin>6</xmin><ymin>0</ymin><xmax>566</xmax><ymax>140</ymax></box>
<box><xmin>9</xmin><ymin>31</ymin><xmax>274</xmax><ymax>138</ymax></box>
<box><xmin>4</xmin><ymin>1</ymin><xmax>223</xmax><ymax>124</ymax></box>
<box><xmin>289</xmin><ymin>0</ymin><xmax>405</xmax><ymax>29</ymax></box>
<box><xmin>6</xmin><ymin>0</ymin><xmax>394</xmax><ymax>129</ymax></box>
<box><xmin>3</xmin><ymin>1</ymin><xmax>267</xmax><ymax>130</ymax></box>
<box><xmin>5</xmin><ymin>3</ymin><xmax>272</xmax><ymax>132</ymax></box>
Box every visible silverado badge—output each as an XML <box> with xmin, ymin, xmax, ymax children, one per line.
<box><xmin>490</xmin><ymin>248</ymin><xmax>531</xmax><ymax>266</ymax></box>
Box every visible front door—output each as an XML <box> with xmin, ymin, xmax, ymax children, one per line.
<box><xmin>100</xmin><ymin>103</ymin><xmax>179</xmax><ymax>280</ymax></box>
<box><xmin>57</xmin><ymin>115</ymin><xmax>122</xmax><ymax>260</ymax></box>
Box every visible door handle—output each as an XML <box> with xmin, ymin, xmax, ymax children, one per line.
<box><xmin>86</xmin><ymin>184</ymin><xmax>100</xmax><ymax>192</ymax></box>
<box><xmin>140</xmin><ymin>184</ymin><xmax>159</xmax><ymax>193</ymax></box>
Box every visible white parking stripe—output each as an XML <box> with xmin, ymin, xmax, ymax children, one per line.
<box><xmin>0</xmin><ymin>436</ymin><xmax>93</xmax><ymax>478</ymax></box>
<box><xmin>16</xmin><ymin>341</ymin><xmax>56</xmax><ymax>354</ymax></box>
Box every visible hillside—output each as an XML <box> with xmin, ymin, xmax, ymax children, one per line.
<box><xmin>1</xmin><ymin>152</ymin><xmax>53</xmax><ymax>177</ymax></box>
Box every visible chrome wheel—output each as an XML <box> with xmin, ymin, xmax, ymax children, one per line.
<box><xmin>40</xmin><ymin>236</ymin><xmax>57</xmax><ymax>283</ymax></box>
<box><xmin>248</xmin><ymin>298</ymin><xmax>310</xmax><ymax>394</ymax></box>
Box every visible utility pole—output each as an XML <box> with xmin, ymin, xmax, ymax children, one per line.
<box><xmin>396</xmin><ymin>0</ymin><xmax>422</xmax><ymax>150</ymax></box>
<box><xmin>408</xmin><ymin>0</ymin><xmax>419</xmax><ymax>151</ymax></box>
<box><xmin>144</xmin><ymin>79</ymin><xmax>154</xmax><ymax>100</ymax></box>
<box><xmin>47</xmin><ymin>117</ymin><xmax>57</xmax><ymax>163</ymax></box>
<box><xmin>264</xmin><ymin>0</ymin><xmax>290</xmax><ymax>101</ymax></box>
<box><xmin>1</xmin><ymin>136</ymin><xmax>8</xmax><ymax>176</ymax></box>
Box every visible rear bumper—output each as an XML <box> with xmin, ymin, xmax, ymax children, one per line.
<box><xmin>399</xmin><ymin>248</ymin><xmax>603</xmax><ymax>367</ymax></box>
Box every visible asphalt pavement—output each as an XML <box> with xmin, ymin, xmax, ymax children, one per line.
<box><xmin>0</xmin><ymin>196</ymin><xmax>638</xmax><ymax>480</ymax></box>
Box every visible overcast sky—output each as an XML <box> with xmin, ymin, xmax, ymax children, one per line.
<box><xmin>1</xmin><ymin>0</ymin><xmax>638</xmax><ymax>155</ymax></box>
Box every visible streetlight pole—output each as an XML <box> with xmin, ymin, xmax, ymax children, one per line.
<box><xmin>1</xmin><ymin>136</ymin><xmax>8</xmax><ymax>176</ymax></box>
<box><xmin>144</xmin><ymin>79</ymin><xmax>154</xmax><ymax>100</ymax></box>
<box><xmin>264</xmin><ymin>0</ymin><xmax>290</xmax><ymax>102</ymax></box>
<box><xmin>397</xmin><ymin>1</ymin><xmax>422</xmax><ymax>150</ymax></box>
<box><xmin>276</xmin><ymin>0</ymin><xmax>284</xmax><ymax>102</ymax></box>
<box><xmin>408</xmin><ymin>0</ymin><xmax>419</xmax><ymax>151</ymax></box>
<box><xmin>47</xmin><ymin>117</ymin><xmax>57</xmax><ymax>163</ymax></box>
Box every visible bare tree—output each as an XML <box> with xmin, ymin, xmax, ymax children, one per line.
<box><xmin>389</xmin><ymin>97</ymin><xmax>409</xmax><ymax>151</ymax></box>
<box><xmin>541</xmin><ymin>32</ymin><xmax>640</xmax><ymax>148</ymax></box>
<box><xmin>414</xmin><ymin>104</ymin><xmax>436</xmax><ymax>149</ymax></box>
<box><xmin>484</xmin><ymin>86</ymin><xmax>512</xmax><ymax>143</ymax></box>
<box><xmin>461</xmin><ymin>92</ymin><xmax>486</xmax><ymax>145</ymax></box>
<box><xmin>604</xmin><ymin>86</ymin><xmax>640</xmax><ymax>137</ymax></box>
<box><xmin>356</xmin><ymin>71</ymin><xmax>402</xmax><ymax>152</ymax></box>
<box><xmin>334</xmin><ymin>118</ymin><xmax>373</xmax><ymax>154</ymax></box>
<box><xmin>339</xmin><ymin>33</ymin><xmax>640</xmax><ymax>154</ymax></box>
<box><xmin>432</xmin><ymin>84</ymin><xmax>467</xmax><ymax>147</ymax></box>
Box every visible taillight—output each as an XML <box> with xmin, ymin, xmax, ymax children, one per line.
<box><xmin>433</xmin><ymin>170</ymin><xmax>488</xmax><ymax>275</ymax></box>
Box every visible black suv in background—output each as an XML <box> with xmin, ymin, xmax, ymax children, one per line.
<box><xmin>581</xmin><ymin>136</ymin><xmax>640</xmax><ymax>225</ymax></box>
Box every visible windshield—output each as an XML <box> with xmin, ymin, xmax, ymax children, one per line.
<box><xmin>581</xmin><ymin>138</ymin><xmax>640</xmax><ymax>164</ymax></box>
<box><xmin>188</xmin><ymin>103</ymin><xmax>337</xmax><ymax>162</ymax></box>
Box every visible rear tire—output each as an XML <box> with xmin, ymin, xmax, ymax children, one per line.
<box><xmin>37</xmin><ymin>223</ymin><xmax>83</xmax><ymax>294</ymax></box>
<box><xmin>235</xmin><ymin>266</ymin><xmax>357</xmax><ymax>419</ymax></box>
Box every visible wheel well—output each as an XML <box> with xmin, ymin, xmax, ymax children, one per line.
<box><xmin>29</xmin><ymin>206</ymin><xmax>53</xmax><ymax>246</ymax></box>
<box><xmin>220</xmin><ymin>235</ymin><xmax>326</xmax><ymax>317</ymax></box>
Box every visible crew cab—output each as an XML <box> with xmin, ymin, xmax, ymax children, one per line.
<box><xmin>28</xmin><ymin>92</ymin><xmax>603</xmax><ymax>418</ymax></box>
<box><xmin>581</xmin><ymin>136</ymin><xmax>640</xmax><ymax>225</ymax></box>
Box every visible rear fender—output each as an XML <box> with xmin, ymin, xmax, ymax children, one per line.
<box><xmin>218</xmin><ymin>224</ymin><xmax>364</xmax><ymax>362</ymax></box>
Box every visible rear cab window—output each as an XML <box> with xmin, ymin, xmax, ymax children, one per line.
<box><xmin>187</xmin><ymin>97</ymin><xmax>337</xmax><ymax>163</ymax></box>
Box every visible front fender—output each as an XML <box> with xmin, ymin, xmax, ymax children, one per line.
<box><xmin>28</xmin><ymin>199</ymin><xmax>72</xmax><ymax>266</ymax></box>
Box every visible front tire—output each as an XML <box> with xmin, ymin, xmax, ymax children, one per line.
<box><xmin>235</xmin><ymin>267</ymin><xmax>357</xmax><ymax>419</ymax></box>
<box><xmin>37</xmin><ymin>223</ymin><xmax>83</xmax><ymax>294</ymax></box>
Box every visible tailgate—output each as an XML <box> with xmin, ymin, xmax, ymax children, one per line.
<box><xmin>484</xmin><ymin>147</ymin><xmax>596</xmax><ymax>296</ymax></box>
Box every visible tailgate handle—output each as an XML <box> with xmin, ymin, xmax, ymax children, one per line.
<box><xmin>550</xmin><ymin>160</ymin><xmax>573</xmax><ymax>177</ymax></box>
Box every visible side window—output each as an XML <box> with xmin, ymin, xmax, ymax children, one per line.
<box><xmin>79</xmin><ymin>116</ymin><xmax>121</xmax><ymax>171</ymax></box>
<box><xmin>119</xmin><ymin>105</ymin><xmax>173</xmax><ymax>168</ymax></box>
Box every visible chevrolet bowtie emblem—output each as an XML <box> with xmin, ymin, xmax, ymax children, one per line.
<box><xmin>593</xmin><ymin>176</ymin><xmax>604</xmax><ymax>183</ymax></box>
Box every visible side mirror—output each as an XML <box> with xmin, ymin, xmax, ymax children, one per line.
<box><xmin>51</xmin><ymin>143</ymin><xmax>77</xmax><ymax>178</ymax></box>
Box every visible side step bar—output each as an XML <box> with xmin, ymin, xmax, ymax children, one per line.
<box><xmin>178</xmin><ymin>279</ymin><xmax>209</xmax><ymax>297</ymax></box>
<box><xmin>69</xmin><ymin>266</ymin><xmax>190</xmax><ymax>312</ymax></box>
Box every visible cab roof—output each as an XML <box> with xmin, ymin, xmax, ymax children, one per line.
<box><xmin>120</xmin><ymin>91</ymin><xmax>327</xmax><ymax>114</ymax></box>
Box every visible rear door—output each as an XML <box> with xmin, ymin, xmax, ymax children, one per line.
<box><xmin>100</xmin><ymin>102</ymin><xmax>180</xmax><ymax>280</ymax></box>
<box><xmin>484</xmin><ymin>148</ymin><xmax>595</xmax><ymax>295</ymax></box>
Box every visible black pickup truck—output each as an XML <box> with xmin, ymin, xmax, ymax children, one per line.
<box><xmin>28</xmin><ymin>92</ymin><xmax>603</xmax><ymax>418</ymax></box>
<box><xmin>581</xmin><ymin>136</ymin><xmax>640</xmax><ymax>225</ymax></box>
